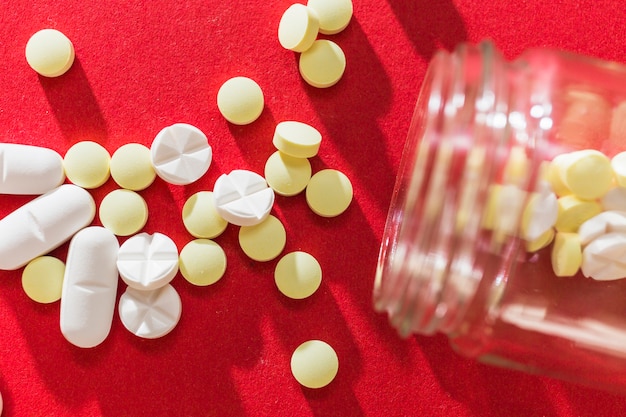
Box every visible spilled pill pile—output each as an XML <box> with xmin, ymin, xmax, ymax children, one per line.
<box><xmin>278</xmin><ymin>0</ymin><xmax>352</xmax><ymax>88</ymax></box>
<box><xmin>486</xmin><ymin>147</ymin><xmax>626</xmax><ymax>280</ymax></box>
<box><xmin>1</xmin><ymin>3</ymin><xmax>357</xmax><ymax>397</ymax></box>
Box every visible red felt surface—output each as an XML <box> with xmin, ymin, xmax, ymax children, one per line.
<box><xmin>1</xmin><ymin>1</ymin><xmax>626</xmax><ymax>416</ymax></box>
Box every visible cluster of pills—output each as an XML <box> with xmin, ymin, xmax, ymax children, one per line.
<box><xmin>485</xmin><ymin>146</ymin><xmax>626</xmax><ymax>281</ymax></box>
<box><xmin>278</xmin><ymin>0</ymin><xmax>353</xmax><ymax>88</ymax></box>
<box><xmin>4</xmin><ymin>22</ymin><xmax>354</xmax><ymax>390</ymax></box>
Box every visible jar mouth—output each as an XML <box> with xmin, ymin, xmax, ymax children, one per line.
<box><xmin>374</xmin><ymin>41</ymin><xmax>515</xmax><ymax>337</ymax></box>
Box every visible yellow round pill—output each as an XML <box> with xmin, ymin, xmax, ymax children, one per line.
<box><xmin>272</xmin><ymin>121</ymin><xmax>322</xmax><ymax>159</ymax></box>
<box><xmin>278</xmin><ymin>3</ymin><xmax>320</xmax><ymax>52</ymax></box>
<box><xmin>25</xmin><ymin>29</ymin><xmax>75</xmax><ymax>77</ymax></box>
<box><xmin>110</xmin><ymin>143</ymin><xmax>156</xmax><ymax>191</ymax></box>
<box><xmin>299</xmin><ymin>40</ymin><xmax>346</xmax><ymax>88</ymax></box>
<box><xmin>238</xmin><ymin>215</ymin><xmax>286</xmax><ymax>261</ymax></box>
<box><xmin>179</xmin><ymin>239</ymin><xmax>227</xmax><ymax>286</ymax></box>
<box><xmin>306</xmin><ymin>169</ymin><xmax>353</xmax><ymax>217</ymax></box>
<box><xmin>555</xmin><ymin>195</ymin><xmax>602</xmax><ymax>233</ymax></box>
<box><xmin>217</xmin><ymin>76</ymin><xmax>264</xmax><ymax>125</ymax></box>
<box><xmin>559</xmin><ymin>149</ymin><xmax>613</xmax><ymax>200</ymax></box>
<box><xmin>182</xmin><ymin>191</ymin><xmax>229</xmax><ymax>239</ymax></box>
<box><xmin>307</xmin><ymin>0</ymin><xmax>353</xmax><ymax>35</ymax></box>
<box><xmin>525</xmin><ymin>228</ymin><xmax>555</xmax><ymax>253</ymax></box>
<box><xmin>264</xmin><ymin>151</ymin><xmax>312</xmax><ymax>196</ymax></box>
<box><xmin>274</xmin><ymin>251</ymin><xmax>322</xmax><ymax>299</ymax></box>
<box><xmin>551</xmin><ymin>232</ymin><xmax>582</xmax><ymax>277</ymax></box>
<box><xmin>99</xmin><ymin>189</ymin><xmax>148</xmax><ymax>236</ymax></box>
<box><xmin>291</xmin><ymin>340</ymin><xmax>339</xmax><ymax>388</ymax></box>
<box><xmin>63</xmin><ymin>141</ymin><xmax>111</xmax><ymax>189</ymax></box>
<box><xmin>22</xmin><ymin>256</ymin><xmax>65</xmax><ymax>303</ymax></box>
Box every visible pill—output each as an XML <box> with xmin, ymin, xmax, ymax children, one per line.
<box><xmin>612</xmin><ymin>151</ymin><xmax>626</xmax><ymax>187</ymax></box>
<box><xmin>557</xmin><ymin>149</ymin><xmax>613</xmax><ymax>200</ymax></box>
<box><xmin>0</xmin><ymin>184</ymin><xmax>95</xmax><ymax>270</ymax></box>
<box><xmin>551</xmin><ymin>232</ymin><xmax>582</xmax><ymax>277</ymax></box>
<box><xmin>520</xmin><ymin>190</ymin><xmax>558</xmax><ymax>241</ymax></box>
<box><xmin>525</xmin><ymin>228</ymin><xmax>555</xmax><ymax>253</ymax></box>
<box><xmin>151</xmin><ymin>123</ymin><xmax>212</xmax><ymax>185</ymax></box>
<box><xmin>213</xmin><ymin>170</ymin><xmax>275</xmax><ymax>226</ymax></box>
<box><xmin>601</xmin><ymin>186</ymin><xmax>626</xmax><ymax>211</ymax></box>
<box><xmin>182</xmin><ymin>191</ymin><xmax>229</xmax><ymax>239</ymax></box>
<box><xmin>216</xmin><ymin>77</ymin><xmax>264</xmax><ymax>125</ymax></box>
<box><xmin>63</xmin><ymin>141</ymin><xmax>111</xmax><ymax>189</ymax></box>
<box><xmin>307</xmin><ymin>0</ymin><xmax>353</xmax><ymax>35</ymax></box>
<box><xmin>545</xmin><ymin>154</ymin><xmax>572</xmax><ymax>197</ymax></box>
<box><xmin>239</xmin><ymin>215</ymin><xmax>286</xmax><ymax>262</ymax></box>
<box><xmin>291</xmin><ymin>340</ymin><xmax>339</xmax><ymax>388</ymax></box>
<box><xmin>179</xmin><ymin>239</ymin><xmax>227</xmax><ymax>286</ymax></box>
<box><xmin>581</xmin><ymin>232</ymin><xmax>626</xmax><ymax>280</ymax></box>
<box><xmin>299</xmin><ymin>39</ymin><xmax>346</xmax><ymax>88</ymax></box>
<box><xmin>99</xmin><ymin>189</ymin><xmax>148</xmax><ymax>236</ymax></box>
<box><xmin>264</xmin><ymin>151</ymin><xmax>312</xmax><ymax>196</ymax></box>
<box><xmin>118</xmin><ymin>284</ymin><xmax>182</xmax><ymax>339</ymax></box>
<box><xmin>25</xmin><ymin>29</ymin><xmax>75</xmax><ymax>77</ymax></box>
<box><xmin>22</xmin><ymin>256</ymin><xmax>65</xmax><ymax>303</ymax></box>
<box><xmin>278</xmin><ymin>4</ymin><xmax>320</xmax><ymax>52</ymax></box>
<box><xmin>110</xmin><ymin>143</ymin><xmax>157</xmax><ymax>191</ymax></box>
<box><xmin>60</xmin><ymin>226</ymin><xmax>119</xmax><ymax>348</ymax></box>
<box><xmin>274</xmin><ymin>251</ymin><xmax>322</xmax><ymax>299</ymax></box>
<box><xmin>555</xmin><ymin>195</ymin><xmax>602</xmax><ymax>233</ymax></box>
<box><xmin>306</xmin><ymin>169</ymin><xmax>353</xmax><ymax>217</ymax></box>
<box><xmin>117</xmin><ymin>233</ymin><xmax>179</xmax><ymax>291</ymax></box>
<box><xmin>272</xmin><ymin>121</ymin><xmax>322</xmax><ymax>159</ymax></box>
<box><xmin>0</xmin><ymin>144</ymin><xmax>65</xmax><ymax>194</ymax></box>
<box><xmin>578</xmin><ymin>211</ymin><xmax>626</xmax><ymax>246</ymax></box>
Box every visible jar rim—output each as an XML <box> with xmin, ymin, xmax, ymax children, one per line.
<box><xmin>374</xmin><ymin>41</ymin><xmax>512</xmax><ymax>337</ymax></box>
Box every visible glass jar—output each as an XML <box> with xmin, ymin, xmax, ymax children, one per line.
<box><xmin>374</xmin><ymin>40</ymin><xmax>626</xmax><ymax>393</ymax></box>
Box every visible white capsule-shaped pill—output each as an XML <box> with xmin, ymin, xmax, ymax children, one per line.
<box><xmin>0</xmin><ymin>184</ymin><xmax>96</xmax><ymax>270</ymax></box>
<box><xmin>213</xmin><ymin>170</ymin><xmax>275</xmax><ymax>226</ymax></box>
<box><xmin>0</xmin><ymin>143</ymin><xmax>65</xmax><ymax>194</ymax></box>
<box><xmin>60</xmin><ymin>226</ymin><xmax>119</xmax><ymax>348</ymax></box>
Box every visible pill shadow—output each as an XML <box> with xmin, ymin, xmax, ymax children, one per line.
<box><xmin>416</xmin><ymin>334</ymin><xmax>563</xmax><ymax>417</ymax></box>
<box><xmin>38</xmin><ymin>58</ymin><xmax>108</xmax><ymax>145</ymax></box>
<box><xmin>268</xmin><ymin>192</ymin><xmax>418</xmax><ymax>416</ymax></box>
<box><xmin>386</xmin><ymin>0</ymin><xmax>468</xmax><ymax>59</ymax></box>
<box><xmin>302</xmin><ymin>19</ymin><xmax>396</xmax><ymax>216</ymax></box>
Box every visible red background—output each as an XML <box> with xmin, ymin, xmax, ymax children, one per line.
<box><xmin>1</xmin><ymin>1</ymin><xmax>626</xmax><ymax>416</ymax></box>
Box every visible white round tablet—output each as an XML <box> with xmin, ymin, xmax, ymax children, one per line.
<box><xmin>151</xmin><ymin>123</ymin><xmax>213</xmax><ymax>185</ymax></box>
<box><xmin>217</xmin><ymin>77</ymin><xmax>265</xmax><ymax>125</ymax></box>
<box><xmin>278</xmin><ymin>4</ymin><xmax>320</xmax><ymax>52</ymax></box>
<box><xmin>213</xmin><ymin>170</ymin><xmax>275</xmax><ymax>226</ymax></box>
<box><xmin>118</xmin><ymin>284</ymin><xmax>182</xmax><ymax>339</ymax></box>
<box><xmin>25</xmin><ymin>29</ymin><xmax>75</xmax><ymax>77</ymax></box>
<box><xmin>291</xmin><ymin>340</ymin><xmax>339</xmax><ymax>388</ymax></box>
<box><xmin>299</xmin><ymin>40</ymin><xmax>346</xmax><ymax>88</ymax></box>
<box><xmin>117</xmin><ymin>232</ymin><xmax>179</xmax><ymax>291</ymax></box>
